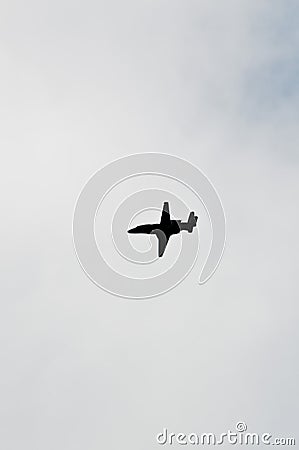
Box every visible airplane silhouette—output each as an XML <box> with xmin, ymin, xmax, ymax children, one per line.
<box><xmin>127</xmin><ymin>202</ymin><xmax>198</xmax><ymax>257</ymax></box>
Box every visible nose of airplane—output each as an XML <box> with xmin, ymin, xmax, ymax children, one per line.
<box><xmin>127</xmin><ymin>227</ymin><xmax>137</xmax><ymax>233</ymax></box>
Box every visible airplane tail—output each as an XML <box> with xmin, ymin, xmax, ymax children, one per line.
<box><xmin>186</xmin><ymin>212</ymin><xmax>198</xmax><ymax>232</ymax></box>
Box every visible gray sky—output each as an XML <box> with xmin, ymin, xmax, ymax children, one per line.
<box><xmin>1</xmin><ymin>0</ymin><xmax>298</xmax><ymax>449</ymax></box>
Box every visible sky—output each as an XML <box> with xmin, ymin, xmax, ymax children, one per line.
<box><xmin>0</xmin><ymin>0</ymin><xmax>299</xmax><ymax>449</ymax></box>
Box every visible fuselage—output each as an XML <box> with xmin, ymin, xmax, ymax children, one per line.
<box><xmin>128</xmin><ymin>220</ymin><xmax>180</xmax><ymax>238</ymax></box>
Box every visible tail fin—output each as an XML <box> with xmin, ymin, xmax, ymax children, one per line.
<box><xmin>187</xmin><ymin>212</ymin><xmax>198</xmax><ymax>232</ymax></box>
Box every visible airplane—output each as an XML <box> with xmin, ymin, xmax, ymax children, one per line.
<box><xmin>127</xmin><ymin>202</ymin><xmax>198</xmax><ymax>257</ymax></box>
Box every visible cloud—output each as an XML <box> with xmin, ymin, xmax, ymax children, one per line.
<box><xmin>0</xmin><ymin>1</ymin><xmax>298</xmax><ymax>448</ymax></box>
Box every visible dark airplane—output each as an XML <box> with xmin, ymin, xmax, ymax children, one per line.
<box><xmin>127</xmin><ymin>202</ymin><xmax>198</xmax><ymax>257</ymax></box>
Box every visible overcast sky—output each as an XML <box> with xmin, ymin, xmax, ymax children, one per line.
<box><xmin>1</xmin><ymin>1</ymin><xmax>299</xmax><ymax>449</ymax></box>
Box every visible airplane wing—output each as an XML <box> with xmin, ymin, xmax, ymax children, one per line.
<box><xmin>160</xmin><ymin>202</ymin><xmax>171</xmax><ymax>225</ymax></box>
<box><xmin>152</xmin><ymin>229</ymin><xmax>169</xmax><ymax>257</ymax></box>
